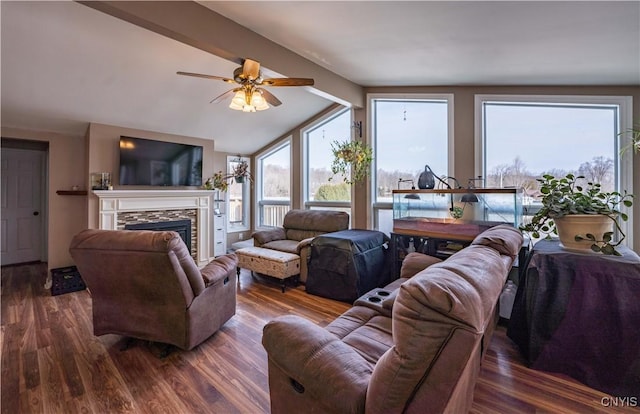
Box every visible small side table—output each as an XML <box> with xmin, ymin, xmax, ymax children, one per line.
<box><xmin>507</xmin><ymin>239</ymin><xmax>640</xmax><ymax>396</ymax></box>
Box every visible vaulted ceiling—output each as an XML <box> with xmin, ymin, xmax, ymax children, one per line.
<box><xmin>2</xmin><ymin>1</ymin><xmax>638</xmax><ymax>154</ymax></box>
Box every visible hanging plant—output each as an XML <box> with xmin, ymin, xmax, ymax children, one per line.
<box><xmin>231</xmin><ymin>159</ymin><xmax>253</xmax><ymax>183</ymax></box>
<box><xmin>619</xmin><ymin>123</ymin><xmax>640</xmax><ymax>156</ymax></box>
<box><xmin>329</xmin><ymin>140</ymin><xmax>373</xmax><ymax>185</ymax></box>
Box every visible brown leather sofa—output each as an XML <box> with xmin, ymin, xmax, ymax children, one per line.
<box><xmin>262</xmin><ymin>224</ymin><xmax>523</xmax><ymax>413</ymax></box>
<box><xmin>252</xmin><ymin>209</ymin><xmax>350</xmax><ymax>283</ymax></box>
<box><xmin>69</xmin><ymin>229</ymin><xmax>238</xmax><ymax>350</ymax></box>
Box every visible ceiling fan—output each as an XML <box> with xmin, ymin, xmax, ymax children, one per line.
<box><xmin>177</xmin><ymin>58</ymin><xmax>314</xmax><ymax>112</ymax></box>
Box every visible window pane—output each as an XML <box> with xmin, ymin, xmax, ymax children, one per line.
<box><xmin>228</xmin><ymin>157</ymin><xmax>250</xmax><ymax>230</ymax></box>
<box><xmin>228</xmin><ymin>161</ymin><xmax>244</xmax><ymax>224</ymax></box>
<box><xmin>481</xmin><ymin>98</ymin><xmax>627</xmax><ymax>245</ymax></box>
<box><xmin>257</xmin><ymin>142</ymin><xmax>291</xmax><ymax>228</ymax></box>
<box><xmin>306</xmin><ymin>109</ymin><xmax>351</xmax><ymax>202</ymax></box>
<box><xmin>262</xmin><ymin>144</ymin><xmax>290</xmax><ymax>199</ymax></box>
<box><xmin>374</xmin><ymin>99</ymin><xmax>449</xmax><ymax>203</ymax></box>
<box><xmin>483</xmin><ymin>102</ymin><xmax>618</xmax><ymax>195</ymax></box>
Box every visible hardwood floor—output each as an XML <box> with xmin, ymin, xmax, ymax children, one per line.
<box><xmin>1</xmin><ymin>263</ymin><xmax>637</xmax><ymax>413</ymax></box>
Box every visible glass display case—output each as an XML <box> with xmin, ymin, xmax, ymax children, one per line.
<box><xmin>390</xmin><ymin>188</ymin><xmax>524</xmax><ymax>277</ymax></box>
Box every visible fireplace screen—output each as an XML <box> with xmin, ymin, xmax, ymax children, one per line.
<box><xmin>124</xmin><ymin>219</ymin><xmax>192</xmax><ymax>253</ymax></box>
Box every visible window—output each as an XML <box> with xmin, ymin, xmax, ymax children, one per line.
<box><xmin>227</xmin><ymin>155</ymin><xmax>250</xmax><ymax>232</ymax></box>
<box><xmin>370</xmin><ymin>94</ymin><xmax>454</xmax><ymax>234</ymax></box>
<box><xmin>303</xmin><ymin>107</ymin><xmax>352</xmax><ymax>216</ymax></box>
<box><xmin>476</xmin><ymin>94</ymin><xmax>633</xmax><ymax>246</ymax></box>
<box><xmin>256</xmin><ymin>140</ymin><xmax>291</xmax><ymax>228</ymax></box>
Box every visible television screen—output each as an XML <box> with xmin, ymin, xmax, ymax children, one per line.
<box><xmin>119</xmin><ymin>136</ymin><xmax>203</xmax><ymax>186</ymax></box>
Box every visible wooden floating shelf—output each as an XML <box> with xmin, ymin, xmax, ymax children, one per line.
<box><xmin>56</xmin><ymin>190</ymin><xmax>88</xmax><ymax>196</ymax></box>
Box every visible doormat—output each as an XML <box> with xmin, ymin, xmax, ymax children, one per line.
<box><xmin>51</xmin><ymin>266</ymin><xmax>86</xmax><ymax>296</ymax></box>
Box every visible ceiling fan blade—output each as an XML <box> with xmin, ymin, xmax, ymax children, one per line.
<box><xmin>258</xmin><ymin>88</ymin><xmax>282</xmax><ymax>106</ymax></box>
<box><xmin>261</xmin><ymin>77</ymin><xmax>315</xmax><ymax>87</ymax></box>
<box><xmin>177</xmin><ymin>71</ymin><xmax>235</xmax><ymax>83</ymax></box>
<box><xmin>210</xmin><ymin>88</ymin><xmax>240</xmax><ymax>104</ymax></box>
<box><xmin>242</xmin><ymin>59</ymin><xmax>261</xmax><ymax>80</ymax></box>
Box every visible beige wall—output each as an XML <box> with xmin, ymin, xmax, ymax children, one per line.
<box><xmin>85</xmin><ymin>123</ymin><xmax>216</xmax><ymax>229</ymax></box>
<box><xmin>2</xmin><ymin>123</ymin><xmax>219</xmax><ymax>269</ymax></box>
<box><xmin>1</xmin><ymin>126</ymin><xmax>87</xmax><ymax>270</ymax></box>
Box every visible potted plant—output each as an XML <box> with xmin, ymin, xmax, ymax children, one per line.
<box><xmin>520</xmin><ymin>173</ymin><xmax>633</xmax><ymax>255</ymax></box>
<box><xmin>329</xmin><ymin>140</ymin><xmax>373</xmax><ymax>185</ymax></box>
<box><xmin>231</xmin><ymin>159</ymin><xmax>253</xmax><ymax>184</ymax></box>
<box><xmin>204</xmin><ymin>171</ymin><xmax>229</xmax><ymax>192</ymax></box>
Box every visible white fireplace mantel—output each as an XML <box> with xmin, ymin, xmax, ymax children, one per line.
<box><xmin>94</xmin><ymin>190</ymin><xmax>213</xmax><ymax>266</ymax></box>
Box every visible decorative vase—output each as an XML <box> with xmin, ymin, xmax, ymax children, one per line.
<box><xmin>554</xmin><ymin>214</ymin><xmax>614</xmax><ymax>251</ymax></box>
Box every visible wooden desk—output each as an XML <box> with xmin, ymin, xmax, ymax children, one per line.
<box><xmin>507</xmin><ymin>239</ymin><xmax>640</xmax><ymax>396</ymax></box>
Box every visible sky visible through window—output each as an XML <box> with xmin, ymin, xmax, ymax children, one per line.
<box><xmin>375</xmin><ymin>100</ymin><xmax>449</xmax><ymax>176</ymax></box>
<box><xmin>484</xmin><ymin>103</ymin><xmax>617</xmax><ymax>180</ymax></box>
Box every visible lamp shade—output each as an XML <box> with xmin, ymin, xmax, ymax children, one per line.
<box><xmin>461</xmin><ymin>193</ymin><xmax>479</xmax><ymax>203</ymax></box>
<box><xmin>417</xmin><ymin>166</ymin><xmax>436</xmax><ymax>189</ymax></box>
<box><xmin>251</xmin><ymin>90</ymin><xmax>269</xmax><ymax>111</ymax></box>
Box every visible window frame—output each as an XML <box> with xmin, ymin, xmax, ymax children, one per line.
<box><xmin>474</xmin><ymin>94</ymin><xmax>634</xmax><ymax>247</ymax></box>
<box><xmin>226</xmin><ymin>155</ymin><xmax>251</xmax><ymax>233</ymax></box>
<box><xmin>301</xmin><ymin>106</ymin><xmax>354</xmax><ymax>211</ymax></box>
<box><xmin>254</xmin><ymin>137</ymin><xmax>292</xmax><ymax>230</ymax></box>
<box><xmin>368</xmin><ymin>93</ymin><xmax>455</xmax><ymax>232</ymax></box>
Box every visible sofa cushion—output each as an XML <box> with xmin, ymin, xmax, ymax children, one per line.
<box><xmin>399</xmin><ymin>252</ymin><xmax>443</xmax><ymax>279</ymax></box>
<box><xmin>261</xmin><ymin>239</ymin><xmax>299</xmax><ymax>255</ymax></box>
<box><xmin>326</xmin><ymin>306</ymin><xmax>394</xmax><ymax>365</ymax></box>
<box><xmin>252</xmin><ymin>227</ymin><xmax>286</xmax><ymax>245</ymax></box>
<box><xmin>285</xmin><ymin>229</ymin><xmax>326</xmax><ymax>242</ymax></box>
<box><xmin>471</xmin><ymin>224</ymin><xmax>522</xmax><ymax>257</ymax></box>
<box><xmin>283</xmin><ymin>209</ymin><xmax>350</xmax><ymax>234</ymax></box>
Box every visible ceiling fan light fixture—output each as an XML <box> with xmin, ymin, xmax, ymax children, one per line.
<box><xmin>229</xmin><ymin>89</ymin><xmax>269</xmax><ymax>112</ymax></box>
<box><xmin>179</xmin><ymin>58</ymin><xmax>310</xmax><ymax>111</ymax></box>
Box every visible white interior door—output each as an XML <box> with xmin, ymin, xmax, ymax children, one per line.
<box><xmin>1</xmin><ymin>148</ymin><xmax>45</xmax><ymax>265</ymax></box>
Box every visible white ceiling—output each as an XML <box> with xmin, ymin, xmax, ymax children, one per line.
<box><xmin>203</xmin><ymin>1</ymin><xmax>640</xmax><ymax>86</ymax></box>
<box><xmin>2</xmin><ymin>1</ymin><xmax>639</xmax><ymax>154</ymax></box>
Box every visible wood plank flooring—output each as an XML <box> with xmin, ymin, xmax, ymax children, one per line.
<box><xmin>2</xmin><ymin>263</ymin><xmax>638</xmax><ymax>413</ymax></box>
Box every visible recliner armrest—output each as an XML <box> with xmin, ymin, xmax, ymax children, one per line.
<box><xmin>201</xmin><ymin>253</ymin><xmax>237</xmax><ymax>288</ymax></box>
<box><xmin>262</xmin><ymin>315</ymin><xmax>370</xmax><ymax>413</ymax></box>
<box><xmin>252</xmin><ymin>228</ymin><xmax>287</xmax><ymax>246</ymax></box>
<box><xmin>295</xmin><ymin>237</ymin><xmax>314</xmax><ymax>254</ymax></box>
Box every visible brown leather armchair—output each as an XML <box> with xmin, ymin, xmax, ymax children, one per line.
<box><xmin>69</xmin><ymin>229</ymin><xmax>237</xmax><ymax>350</ymax></box>
<box><xmin>252</xmin><ymin>209</ymin><xmax>350</xmax><ymax>283</ymax></box>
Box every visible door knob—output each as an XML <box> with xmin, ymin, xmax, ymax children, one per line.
<box><xmin>33</xmin><ymin>211</ymin><xmax>40</xmax><ymax>216</ymax></box>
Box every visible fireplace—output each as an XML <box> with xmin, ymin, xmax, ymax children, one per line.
<box><xmin>93</xmin><ymin>190</ymin><xmax>214</xmax><ymax>267</ymax></box>
<box><xmin>125</xmin><ymin>219</ymin><xmax>192</xmax><ymax>253</ymax></box>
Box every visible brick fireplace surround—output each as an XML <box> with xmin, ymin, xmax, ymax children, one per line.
<box><xmin>93</xmin><ymin>190</ymin><xmax>213</xmax><ymax>267</ymax></box>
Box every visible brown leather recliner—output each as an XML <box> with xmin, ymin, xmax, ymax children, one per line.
<box><xmin>69</xmin><ymin>229</ymin><xmax>237</xmax><ymax>350</ymax></box>
<box><xmin>252</xmin><ymin>209</ymin><xmax>350</xmax><ymax>283</ymax></box>
<box><xmin>262</xmin><ymin>225</ymin><xmax>523</xmax><ymax>414</ymax></box>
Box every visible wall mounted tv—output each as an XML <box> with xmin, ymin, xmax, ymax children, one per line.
<box><xmin>119</xmin><ymin>136</ymin><xmax>203</xmax><ymax>186</ymax></box>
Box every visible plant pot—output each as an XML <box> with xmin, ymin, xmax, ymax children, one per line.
<box><xmin>235</xmin><ymin>176</ymin><xmax>244</xmax><ymax>184</ymax></box>
<box><xmin>554</xmin><ymin>214</ymin><xmax>614</xmax><ymax>251</ymax></box>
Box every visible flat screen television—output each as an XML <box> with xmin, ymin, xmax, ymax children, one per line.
<box><xmin>119</xmin><ymin>136</ymin><xmax>203</xmax><ymax>186</ymax></box>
